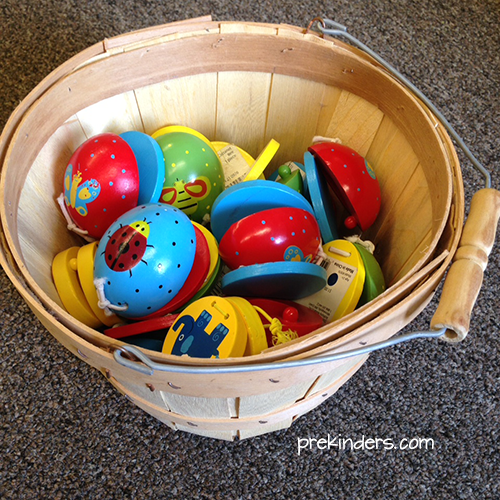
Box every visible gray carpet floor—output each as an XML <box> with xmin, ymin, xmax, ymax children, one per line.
<box><xmin>1</xmin><ymin>0</ymin><xmax>499</xmax><ymax>498</ymax></box>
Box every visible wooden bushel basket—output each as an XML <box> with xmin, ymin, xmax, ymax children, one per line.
<box><xmin>1</xmin><ymin>17</ymin><xmax>499</xmax><ymax>440</ymax></box>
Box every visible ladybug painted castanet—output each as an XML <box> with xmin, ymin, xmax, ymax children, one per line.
<box><xmin>104</xmin><ymin>219</ymin><xmax>153</xmax><ymax>274</ymax></box>
<box><xmin>93</xmin><ymin>203</ymin><xmax>197</xmax><ymax>319</ymax></box>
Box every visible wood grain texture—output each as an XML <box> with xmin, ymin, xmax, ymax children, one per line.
<box><xmin>135</xmin><ymin>73</ymin><xmax>218</xmax><ymax>137</ymax></box>
<box><xmin>215</xmin><ymin>71</ymin><xmax>272</xmax><ymax>156</ymax></box>
<box><xmin>76</xmin><ymin>91</ymin><xmax>144</xmax><ymax>136</ymax></box>
<box><xmin>105</xmin><ymin>356</ymin><xmax>366</xmax><ymax>440</ymax></box>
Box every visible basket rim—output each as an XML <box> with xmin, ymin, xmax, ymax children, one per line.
<box><xmin>0</xmin><ymin>242</ymin><xmax>453</xmax><ymax>397</ymax></box>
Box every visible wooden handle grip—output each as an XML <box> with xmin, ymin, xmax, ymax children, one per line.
<box><xmin>431</xmin><ymin>188</ymin><xmax>500</xmax><ymax>342</ymax></box>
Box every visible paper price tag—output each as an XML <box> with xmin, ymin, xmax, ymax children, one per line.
<box><xmin>217</xmin><ymin>144</ymin><xmax>252</xmax><ymax>188</ymax></box>
<box><xmin>296</xmin><ymin>255</ymin><xmax>359</xmax><ymax>323</ymax></box>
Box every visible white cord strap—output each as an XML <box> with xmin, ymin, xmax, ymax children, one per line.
<box><xmin>56</xmin><ymin>193</ymin><xmax>94</xmax><ymax>242</ymax></box>
<box><xmin>345</xmin><ymin>235</ymin><xmax>376</xmax><ymax>254</ymax></box>
<box><xmin>93</xmin><ymin>277</ymin><xmax>129</xmax><ymax>315</ymax></box>
<box><xmin>311</xmin><ymin>135</ymin><xmax>342</xmax><ymax>145</ymax></box>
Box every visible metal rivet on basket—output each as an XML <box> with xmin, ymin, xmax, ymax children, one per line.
<box><xmin>168</xmin><ymin>382</ymin><xmax>181</xmax><ymax>390</ymax></box>
<box><xmin>269</xmin><ymin>378</ymin><xmax>280</xmax><ymax>383</ymax></box>
<box><xmin>77</xmin><ymin>348</ymin><xmax>88</xmax><ymax>359</ymax></box>
<box><xmin>104</xmin><ymin>369</ymin><xmax>111</xmax><ymax>379</ymax></box>
<box><xmin>146</xmin><ymin>383</ymin><xmax>155</xmax><ymax>392</ymax></box>
<box><xmin>322</xmin><ymin>393</ymin><xmax>328</xmax><ymax>398</ymax></box>
<box><xmin>187</xmin><ymin>422</ymin><xmax>198</xmax><ymax>427</ymax></box>
<box><xmin>259</xmin><ymin>420</ymin><xmax>268</xmax><ymax>424</ymax></box>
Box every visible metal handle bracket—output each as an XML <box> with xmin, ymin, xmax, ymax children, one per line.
<box><xmin>313</xmin><ymin>18</ymin><xmax>492</xmax><ymax>189</ymax></box>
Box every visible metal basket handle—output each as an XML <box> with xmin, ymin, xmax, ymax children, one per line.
<box><xmin>114</xmin><ymin>328</ymin><xmax>446</xmax><ymax>376</ymax></box>
<box><xmin>314</xmin><ymin>18</ymin><xmax>500</xmax><ymax>342</ymax></box>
